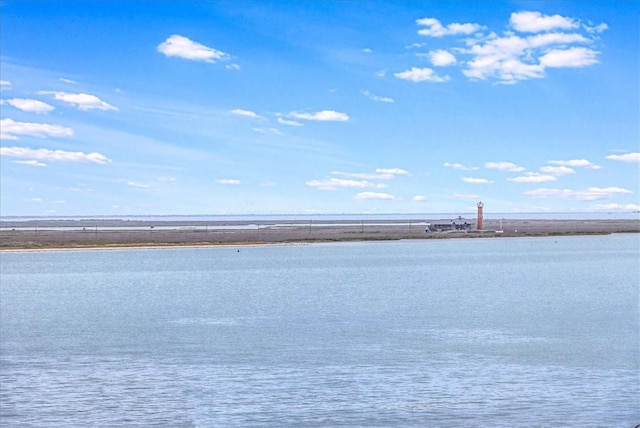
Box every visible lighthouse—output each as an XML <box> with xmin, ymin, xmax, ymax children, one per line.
<box><xmin>477</xmin><ymin>201</ymin><xmax>484</xmax><ymax>230</ymax></box>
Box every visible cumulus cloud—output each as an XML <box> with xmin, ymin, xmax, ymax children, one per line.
<box><xmin>413</xmin><ymin>195</ymin><xmax>427</xmax><ymax>202</ymax></box>
<box><xmin>231</xmin><ymin>108</ymin><xmax>263</xmax><ymax>119</ymax></box>
<box><xmin>462</xmin><ymin>177</ymin><xmax>493</xmax><ymax>184</ymax></box>
<box><xmin>508</xmin><ymin>172</ymin><xmax>557</xmax><ymax>183</ymax></box>
<box><xmin>548</xmin><ymin>159</ymin><xmax>601</xmax><ymax>169</ymax></box>
<box><xmin>429</xmin><ymin>50</ymin><xmax>457</xmax><ymax>66</ymax></box>
<box><xmin>540</xmin><ymin>165</ymin><xmax>575</xmax><ymax>176</ymax></box>
<box><xmin>0</xmin><ymin>146</ymin><xmax>110</xmax><ymax>164</ymax></box>
<box><xmin>524</xmin><ymin>186</ymin><xmax>632</xmax><ymax>200</ymax></box>
<box><xmin>485</xmin><ymin>161</ymin><xmax>525</xmax><ymax>172</ymax></box>
<box><xmin>443</xmin><ymin>162</ymin><xmax>478</xmax><ymax>171</ymax></box>
<box><xmin>306</xmin><ymin>178</ymin><xmax>388</xmax><ymax>191</ymax></box>
<box><xmin>539</xmin><ymin>47</ymin><xmax>599</xmax><ymax>68</ymax></box>
<box><xmin>394</xmin><ymin>67</ymin><xmax>449</xmax><ymax>83</ymax></box>
<box><xmin>510</xmin><ymin>11</ymin><xmax>578</xmax><ymax>33</ymax></box>
<box><xmin>216</xmin><ymin>179</ymin><xmax>241</xmax><ymax>185</ymax></box>
<box><xmin>39</xmin><ymin>91</ymin><xmax>117</xmax><ymax>111</ymax></box>
<box><xmin>354</xmin><ymin>192</ymin><xmax>396</xmax><ymax>201</ymax></box>
<box><xmin>289</xmin><ymin>110</ymin><xmax>349</xmax><ymax>122</ymax></box>
<box><xmin>157</xmin><ymin>35</ymin><xmax>230</xmax><ymax>63</ymax></box>
<box><xmin>605</xmin><ymin>152</ymin><xmax>640</xmax><ymax>163</ymax></box>
<box><xmin>0</xmin><ymin>118</ymin><xmax>73</xmax><ymax>140</ymax></box>
<box><xmin>416</xmin><ymin>17</ymin><xmax>484</xmax><ymax>37</ymax></box>
<box><xmin>462</xmin><ymin>32</ymin><xmax>599</xmax><ymax>82</ymax></box>
<box><xmin>0</xmin><ymin>80</ymin><xmax>12</xmax><ymax>89</ymax></box>
<box><xmin>407</xmin><ymin>11</ymin><xmax>606</xmax><ymax>84</ymax></box>
<box><xmin>361</xmin><ymin>90</ymin><xmax>394</xmax><ymax>103</ymax></box>
<box><xmin>1</xmin><ymin>98</ymin><xmax>54</xmax><ymax>114</ymax></box>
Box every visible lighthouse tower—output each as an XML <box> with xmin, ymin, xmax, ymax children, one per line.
<box><xmin>477</xmin><ymin>201</ymin><xmax>484</xmax><ymax>230</ymax></box>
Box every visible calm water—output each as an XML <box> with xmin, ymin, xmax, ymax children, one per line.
<box><xmin>1</xmin><ymin>235</ymin><xmax>638</xmax><ymax>426</ymax></box>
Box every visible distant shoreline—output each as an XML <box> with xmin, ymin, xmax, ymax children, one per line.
<box><xmin>1</xmin><ymin>218</ymin><xmax>638</xmax><ymax>251</ymax></box>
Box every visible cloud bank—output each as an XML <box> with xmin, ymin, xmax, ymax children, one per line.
<box><xmin>402</xmin><ymin>11</ymin><xmax>607</xmax><ymax>84</ymax></box>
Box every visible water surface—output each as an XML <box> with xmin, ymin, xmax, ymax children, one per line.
<box><xmin>1</xmin><ymin>235</ymin><xmax>638</xmax><ymax>426</ymax></box>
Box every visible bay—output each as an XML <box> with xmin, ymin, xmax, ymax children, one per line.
<box><xmin>1</xmin><ymin>234</ymin><xmax>638</xmax><ymax>426</ymax></box>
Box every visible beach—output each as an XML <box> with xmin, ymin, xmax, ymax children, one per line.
<box><xmin>1</xmin><ymin>218</ymin><xmax>638</xmax><ymax>250</ymax></box>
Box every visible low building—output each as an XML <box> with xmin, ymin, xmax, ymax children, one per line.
<box><xmin>426</xmin><ymin>216</ymin><xmax>475</xmax><ymax>232</ymax></box>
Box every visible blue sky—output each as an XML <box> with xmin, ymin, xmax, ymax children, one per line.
<box><xmin>1</xmin><ymin>1</ymin><xmax>638</xmax><ymax>216</ymax></box>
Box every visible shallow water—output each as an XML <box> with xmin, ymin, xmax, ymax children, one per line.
<box><xmin>1</xmin><ymin>235</ymin><xmax>638</xmax><ymax>426</ymax></box>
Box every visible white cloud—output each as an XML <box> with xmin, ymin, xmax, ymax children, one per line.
<box><xmin>252</xmin><ymin>127</ymin><xmax>283</xmax><ymax>135</ymax></box>
<box><xmin>510</xmin><ymin>11</ymin><xmax>578</xmax><ymax>33</ymax></box>
<box><xmin>354</xmin><ymin>192</ymin><xmax>396</xmax><ymax>201</ymax></box>
<box><xmin>413</xmin><ymin>195</ymin><xmax>427</xmax><ymax>202</ymax></box>
<box><xmin>331</xmin><ymin>168</ymin><xmax>407</xmax><ymax>180</ymax></box>
<box><xmin>539</xmin><ymin>47</ymin><xmax>599</xmax><ymax>68</ymax></box>
<box><xmin>225</xmin><ymin>63</ymin><xmax>241</xmax><ymax>71</ymax></box>
<box><xmin>540</xmin><ymin>165</ymin><xmax>575</xmax><ymax>176</ymax></box>
<box><xmin>584</xmin><ymin>22</ymin><xmax>608</xmax><ymax>34</ymax></box>
<box><xmin>59</xmin><ymin>78</ymin><xmax>77</xmax><ymax>84</ymax></box>
<box><xmin>127</xmin><ymin>181</ymin><xmax>151</xmax><ymax>189</ymax></box>
<box><xmin>361</xmin><ymin>90</ymin><xmax>394</xmax><ymax>103</ymax></box>
<box><xmin>289</xmin><ymin>110</ymin><xmax>349</xmax><ymax>122</ymax></box>
<box><xmin>429</xmin><ymin>50</ymin><xmax>457</xmax><ymax>66</ymax></box>
<box><xmin>394</xmin><ymin>67</ymin><xmax>449</xmax><ymax>83</ymax></box>
<box><xmin>216</xmin><ymin>179</ymin><xmax>241</xmax><ymax>185</ymax></box>
<box><xmin>39</xmin><ymin>91</ymin><xmax>117</xmax><ymax>111</ymax></box>
<box><xmin>231</xmin><ymin>108</ymin><xmax>263</xmax><ymax>119</ymax></box>
<box><xmin>485</xmin><ymin>161</ymin><xmax>525</xmax><ymax>172</ymax></box>
<box><xmin>592</xmin><ymin>203</ymin><xmax>640</xmax><ymax>211</ymax></box>
<box><xmin>0</xmin><ymin>146</ymin><xmax>110</xmax><ymax>164</ymax></box>
<box><xmin>0</xmin><ymin>80</ymin><xmax>12</xmax><ymax>89</ymax></box>
<box><xmin>508</xmin><ymin>172</ymin><xmax>557</xmax><ymax>183</ymax></box>
<box><xmin>157</xmin><ymin>34</ymin><xmax>230</xmax><ymax>63</ymax></box>
<box><xmin>462</xmin><ymin>177</ymin><xmax>493</xmax><ymax>184</ymax></box>
<box><xmin>306</xmin><ymin>178</ymin><xmax>388</xmax><ymax>191</ymax></box>
<box><xmin>548</xmin><ymin>159</ymin><xmax>601</xmax><ymax>169</ymax></box>
<box><xmin>605</xmin><ymin>152</ymin><xmax>640</xmax><ymax>163</ymax></box>
<box><xmin>362</xmin><ymin>48</ymin><xmax>372</xmax><ymax>53</ymax></box>
<box><xmin>440</xmin><ymin>11</ymin><xmax>606</xmax><ymax>83</ymax></box>
<box><xmin>376</xmin><ymin>168</ymin><xmax>409</xmax><ymax>176</ymax></box>
<box><xmin>277</xmin><ymin>117</ymin><xmax>304</xmax><ymax>127</ymax></box>
<box><xmin>2</xmin><ymin>98</ymin><xmax>55</xmax><ymax>114</ymax></box>
<box><xmin>524</xmin><ymin>186</ymin><xmax>632</xmax><ymax>200</ymax></box>
<box><xmin>527</xmin><ymin>32</ymin><xmax>589</xmax><ymax>48</ymax></box>
<box><xmin>0</xmin><ymin>118</ymin><xmax>73</xmax><ymax>140</ymax></box>
<box><xmin>443</xmin><ymin>162</ymin><xmax>478</xmax><ymax>171</ymax></box>
<box><xmin>13</xmin><ymin>160</ymin><xmax>47</xmax><ymax>167</ymax></box>
<box><xmin>416</xmin><ymin>17</ymin><xmax>484</xmax><ymax>37</ymax></box>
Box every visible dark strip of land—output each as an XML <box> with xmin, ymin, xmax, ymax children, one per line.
<box><xmin>1</xmin><ymin>218</ymin><xmax>638</xmax><ymax>250</ymax></box>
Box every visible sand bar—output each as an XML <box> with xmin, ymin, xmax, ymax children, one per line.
<box><xmin>1</xmin><ymin>218</ymin><xmax>638</xmax><ymax>251</ymax></box>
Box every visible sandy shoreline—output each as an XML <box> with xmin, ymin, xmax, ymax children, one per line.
<box><xmin>1</xmin><ymin>218</ymin><xmax>638</xmax><ymax>251</ymax></box>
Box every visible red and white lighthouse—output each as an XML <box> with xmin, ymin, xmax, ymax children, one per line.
<box><xmin>477</xmin><ymin>201</ymin><xmax>484</xmax><ymax>230</ymax></box>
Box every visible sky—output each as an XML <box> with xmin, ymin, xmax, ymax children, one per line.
<box><xmin>1</xmin><ymin>1</ymin><xmax>638</xmax><ymax>216</ymax></box>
